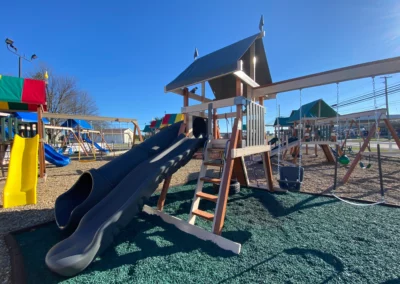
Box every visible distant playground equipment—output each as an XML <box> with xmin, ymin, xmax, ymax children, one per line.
<box><xmin>43</xmin><ymin>115</ymin><xmax>143</xmax><ymax>162</ymax></box>
<box><xmin>43</xmin><ymin>113</ymin><xmax>144</xmax><ymax>156</ymax></box>
<box><xmin>0</xmin><ymin>75</ymin><xmax>47</xmax><ymax>208</ymax></box>
<box><xmin>44</xmin><ymin>144</ymin><xmax>70</xmax><ymax>167</ymax></box>
<box><xmin>143</xmin><ymin>113</ymin><xmax>185</xmax><ymax>137</ymax></box>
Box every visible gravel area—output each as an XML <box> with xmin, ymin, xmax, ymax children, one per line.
<box><xmin>0</xmin><ymin>155</ymin><xmax>203</xmax><ymax>284</ymax></box>
<box><xmin>246</xmin><ymin>148</ymin><xmax>400</xmax><ymax>205</ymax></box>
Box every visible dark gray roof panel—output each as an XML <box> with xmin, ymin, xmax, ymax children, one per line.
<box><xmin>165</xmin><ymin>33</ymin><xmax>260</xmax><ymax>92</ymax></box>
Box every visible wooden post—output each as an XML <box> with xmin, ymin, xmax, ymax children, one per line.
<box><xmin>183</xmin><ymin>88</ymin><xmax>189</xmax><ymax>133</ymax></box>
<box><xmin>383</xmin><ymin>118</ymin><xmax>400</xmax><ymax>149</ymax></box>
<box><xmin>342</xmin><ymin>123</ymin><xmax>376</xmax><ymax>183</ymax></box>
<box><xmin>157</xmin><ymin>177</ymin><xmax>171</xmax><ymax>210</ymax></box>
<box><xmin>156</xmin><ymin>122</ymin><xmax>187</xmax><ymax>211</ymax></box>
<box><xmin>314</xmin><ymin>144</ymin><xmax>317</xmax><ymax>156</ymax></box>
<box><xmin>213</xmin><ymin>109</ymin><xmax>218</xmax><ymax>138</ymax></box>
<box><xmin>213</xmin><ymin>118</ymin><xmax>240</xmax><ymax>235</ymax></box>
<box><xmin>37</xmin><ymin>105</ymin><xmax>45</xmax><ymax>178</ymax></box>
<box><xmin>262</xmin><ymin>151</ymin><xmax>274</xmax><ymax>191</ymax></box>
<box><xmin>132</xmin><ymin>124</ymin><xmax>137</xmax><ymax>146</ymax></box>
<box><xmin>236</xmin><ymin>77</ymin><xmax>243</xmax><ymax>147</ymax></box>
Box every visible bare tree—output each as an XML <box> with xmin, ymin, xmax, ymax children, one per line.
<box><xmin>29</xmin><ymin>65</ymin><xmax>99</xmax><ymax>143</ymax></box>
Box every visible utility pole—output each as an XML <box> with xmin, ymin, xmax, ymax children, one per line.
<box><xmin>381</xmin><ymin>76</ymin><xmax>392</xmax><ymax>140</ymax></box>
<box><xmin>381</xmin><ymin>76</ymin><xmax>391</xmax><ymax>119</ymax></box>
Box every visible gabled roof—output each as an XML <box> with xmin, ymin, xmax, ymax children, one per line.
<box><xmin>288</xmin><ymin>99</ymin><xmax>337</xmax><ymax>122</ymax></box>
<box><xmin>61</xmin><ymin>119</ymin><xmax>93</xmax><ymax>130</ymax></box>
<box><xmin>165</xmin><ymin>32</ymin><xmax>272</xmax><ymax>100</ymax></box>
<box><xmin>273</xmin><ymin>117</ymin><xmax>293</xmax><ymax>127</ymax></box>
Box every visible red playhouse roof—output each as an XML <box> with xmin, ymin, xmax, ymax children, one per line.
<box><xmin>0</xmin><ymin>75</ymin><xmax>47</xmax><ymax>111</ymax></box>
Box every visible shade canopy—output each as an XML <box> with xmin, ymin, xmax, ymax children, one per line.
<box><xmin>0</xmin><ymin>75</ymin><xmax>47</xmax><ymax>110</ymax></box>
<box><xmin>13</xmin><ymin>112</ymin><xmax>50</xmax><ymax>124</ymax></box>
<box><xmin>273</xmin><ymin>117</ymin><xmax>293</xmax><ymax>127</ymax></box>
<box><xmin>165</xmin><ymin>32</ymin><xmax>272</xmax><ymax>100</ymax></box>
<box><xmin>61</xmin><ymin>119</ymin><xmax>93</xmax><ymax>130</ymax></box>
<box><xmin>288</xmin><ymin>99</ymin><xmax>337</xmax><ymax>122</ymax></box>
<box><xmin>142</xmin><ymin>125</ymin><xmax>152</xmax><ymax>133</ymax></box>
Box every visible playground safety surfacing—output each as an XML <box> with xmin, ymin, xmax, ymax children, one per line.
<box><xmin>10</xmin><ymin>181</ymin><xmax>400</xmax><ymax>283</ymax></box>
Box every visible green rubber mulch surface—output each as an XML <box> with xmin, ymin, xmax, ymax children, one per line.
<box><xmin>13</xmin><ymin>182</ymin><xmax>400</xmax><ymax>283</ymax></box>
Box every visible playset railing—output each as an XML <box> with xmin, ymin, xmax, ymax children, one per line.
<box><xmin>181</xmin><ymin>96</ymin><xmax>266</xmax><ymax>148</ymax></box>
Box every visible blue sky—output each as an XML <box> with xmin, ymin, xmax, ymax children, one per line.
<box><xmin>1</xmin><ymin>0</ymin><xmax>400</xmax><ymax>130</ymax></box>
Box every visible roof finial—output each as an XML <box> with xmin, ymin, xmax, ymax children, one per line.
<box><xmin>194</xmin><ymin>47</ymin><xmax>199</xmax><ymax>61</ymax></box>
<box><xmin>259</xmin><ymin>15</ymin><xmax>264</xmax><ymax>32</ymax></box>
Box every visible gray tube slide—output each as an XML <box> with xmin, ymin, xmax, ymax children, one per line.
<box><xmin>46</xmin><ymin>135</ymin><xmax>204</xmax><ymax>276</ymax></box>
<box><xmin>55</xmin><ymin>122</ymin><xmax>183</xmax><ymax>232</ymax></box>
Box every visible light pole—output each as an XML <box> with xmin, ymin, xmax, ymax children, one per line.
<box><xmin>5</xmin><ymin>38</ymin><xmax>37</xmax><ymax>77</ymax></box>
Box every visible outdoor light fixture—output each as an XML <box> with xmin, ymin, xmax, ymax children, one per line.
<box><xmin>5</xmin><ymin>38</ymin><xmax>14</xmax><ymax>45</ymax></box>
<box><xmin>4</xmin><ymin>38</ymin><xmax>38</xmax><ymax>77</ymax></box>
<box><xmin>5</xmin><ymin>38</ymin><xmax>17</xmax><ymax>51</ymax></box>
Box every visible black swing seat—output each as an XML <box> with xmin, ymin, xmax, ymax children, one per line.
<box><xmin>278</xmin><ymin>166</ymin><xmax>304</xmax><ymax>191</ymax></box>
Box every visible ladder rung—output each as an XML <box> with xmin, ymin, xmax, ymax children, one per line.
<box><xmin>207</xmin><ymin>148</ymin><xmax>225</xmax><ymax>152</ymax></box>
<box><xmin>196</xmin><ymin>192</ymin><xmax>218</xmax><ymax>202</ymax></box>
<box><xmin>192</xmin><ymin>209</ymin><xmax>214</xmax><ymax>221</ymax></box>
<box><xmin>200</xmin><ymin>177</ymin><xmax>221</xmax><ymax>184</ymax></box>
<box><xmin>204</xmin><ymin>159</ymin><xmax>223</xmax><ymax>167</ymax></box>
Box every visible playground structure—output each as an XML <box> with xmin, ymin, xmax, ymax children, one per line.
<box><xmin>149</xmin><ymin>30</ymin><xmax>400</xmax><ymax>253</ymax></box>
<box><xmin>143</xmin><ymin>113</ymin><xmax>185</xmax><ymax>137</ymax></box>
<box><xmin>42</xmin><ymin>113</ymin><xmax>144</xmax><ymax>158</ymax></box>
<box><xmin>0</xmin><ymin>75</ymin><xmax>47</xmax><ymax>208</ymax></box>
<box><xmin>272</xmin><ymin>99</ymin><xmax>339</xmax><ymax>164</ymax></box>
<box><xmin>2</xmin><ymin>21</ymin><xmax>400</xmax><ymax>278</ymax></box>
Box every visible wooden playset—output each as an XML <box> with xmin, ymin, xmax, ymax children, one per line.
<box><xmin>143</xmin><ymin>23</ymin><xmax>400</xmax><ymax>253</ymax></box>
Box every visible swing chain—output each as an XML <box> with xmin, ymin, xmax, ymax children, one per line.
<box><xmin>298</xmin><ymin>89</ymin><xmax>302</xmax><ymax>183</ymax></box>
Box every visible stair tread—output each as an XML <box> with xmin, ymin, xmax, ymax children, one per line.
<box><xmin>200</xmin><ymin>177</ymin><xmax>221</xmax><ymax>183</ymax></box>
<box><xmin>192</xmin><ymin>209</ymin><xmax>214</xmax><ymax>221</ymax></box>
<box><xmin>204</xmin><ymin>159</ymin><xmax>223</xmax><ymax>167</ymax></box>
<box><xmin>207</xmin><ymin>148</ymin><xmax>225</xmax><ymax>152</ymax></box>
<box><xmin>196</xmin><ymin>192</ymin><xmax>218</xmax><ymax>202</ymax></box>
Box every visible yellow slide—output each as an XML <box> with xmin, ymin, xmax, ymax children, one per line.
<box><xmin>3</xmin><ymin>135</ymin><xmax>39</xmax><ymax>208</ymax></box>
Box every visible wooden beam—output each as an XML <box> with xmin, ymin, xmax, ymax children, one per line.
<box><xmin>171</xmin><ymin>88</ymin><xmax>212</xmax><ymax>103</ymax></box>
<box><xmin>42</xmin><ymin>113</ymin><xmax>138</xmax><ymax>123</ymax></box>
<box><xmin>231</xmin><ymin>145</ymin><xmax>271</xmax><ymax>158</ymax></box>
<box><xmin>157</xmin><ymin>176</ymin><xmax>171</xmax><ymax>211</ymax></box>
<box><xmin>133</xmin><ymin>121</ymin><xmax>143</xmax><ymax>142</ymax></box>
<box><xmin>213</xmin><ymin>118</ymin><xmax>240</xmax><ymax>235</ymax></box>
<box><xmin>233</xmin><ymin>157</ymin><xmax>248</xmax><ymax>186</ymax></box>
<box><xmin>253</xmin><ymin>56</ymin><xmax>400</xmax><ymax>98</ymax></box>
<box><xmin>216</xmin><ymin>112</ymin><xmax>237</xmax><ymax>119</ymax></box>
<box><xmin>342</xmin><ymin>123</ymin><xmax>377</xmax><ymax>183</ymax></box>
<box><xmin>143</xmin><ymin>205</ymin><xmax>241</xmax><ymax>254</ymax></box>
<box><xmin>234</xmin><ymin>71</ymin><xmax>260</xmax><ymax>88</ymax></box>
<box><xmin>213</xmin><ymin>109</ymin><xmax>218</xmax><ymax>138</ymax></box>
<box><xmin>316</xmin><ymin>109</ymin><xmax>387</xmax><ymax>125</ymax></box>
<box><xmin>383</xmin><ymin>119</ymin><xmax>400</xmax><ymax>149</ymax></box>
<box><xmin>182</xmin><ymin>97</ymin><xmax>242</xmax><ymax>114</ymax></box>
<box><xmin>156</xmin><ymin>122</ymin><xmax>187</xmax><ymax>209</ymax></box>
<box><xmin>262</xmin><ymin>151</ymin><xmax>274</xmax><ymax>191</ymax></box>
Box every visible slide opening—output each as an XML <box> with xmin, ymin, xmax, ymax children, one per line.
<box><xmin>55</xmin><ymin>173</ymin><xmax>93</xmax><ymax>228</ymax></box>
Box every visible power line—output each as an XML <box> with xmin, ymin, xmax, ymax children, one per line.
<box><xmin>332</xmin><ymin>83</ymin><xmax>400</xmax><ymax>108</ymax></box>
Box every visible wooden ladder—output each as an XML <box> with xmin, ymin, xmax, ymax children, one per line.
<box><xmin>188</xmin><ymin>118</ymin><xmax>240</xmax><ymax>235</ymax></box>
